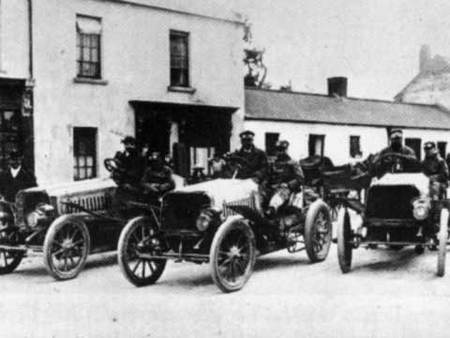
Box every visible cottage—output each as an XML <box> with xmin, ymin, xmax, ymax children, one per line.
<box><xmin>245</xmin><ymin>78</ymin><xmax>450</xmax><ymax>165</ymax></box>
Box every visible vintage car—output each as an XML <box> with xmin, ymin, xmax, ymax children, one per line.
<box><xmin>0</xmin><ymin>177</ymin><xmax>124</xmax><ymax>280</ymax></box>
<box><xmin>336</xmin><ymin>153</ymin><xmax>449</xmax><ymax>276</ymax></box>
<box><xmin>117</xmin><ymin>161</ymin><xmax>333</xmax><ymax>293</ymax></box>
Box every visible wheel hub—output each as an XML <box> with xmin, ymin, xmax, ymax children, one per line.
<box><xmin>228</xmin><ymin>246</ymin><xmax>241</xmax><ymax>258</ymax></box>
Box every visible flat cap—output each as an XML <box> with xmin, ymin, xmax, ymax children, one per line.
<box><xmin>424</xmin><ymin>141</ymin><xmax>436</xmax><ymax>149</ymax></box>
<box><xmin>389</xmin><ymin>128</ymin><xmax>403</xmax><ymax>138</ymax></box>
<box><xmin>121</xmin><ymin>136</ymin><xmax>136</xmax><ymax>144</ymax></box>
<box><xmin>276</xmin><ymin>140</ymin><xmax>289</xmax><ymax>149</ymax></box>
<box><xmin>239</xmin><ymin>130</ymin><xmax>255</xmax><ymax>139</ymax></box>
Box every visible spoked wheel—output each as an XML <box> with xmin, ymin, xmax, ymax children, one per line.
<box><xmin>43</xmin><ymin>216</ymin><xmax>90</xmax><ymax>280</ymax></box>
<box><xmin>337</xmin><ymin>208</ymin><xmax>353</xmax><ymax>273</ymax></box>
<box><xmin>210</xmin><ymin>219</ymin><xmax>256</xmax><ymax>293</ymax></box>
<box><xmin>304</xmin><ymin>200</ymin><xmax>332</xmax><ymax>262</ymax></box>
<box><xmin>437</xmin><ymin>208</ymin><xmax>449</xmax><ymax>277</ymax></box>
<box><xmin>0</xmin><ymin>228</ymin><xmax>23</xmax><ymax>274</ymax></box>
<box><xmin>118</xmin><ymin>216</ymin><xmax>166</xmax><ymax>287</ymax></box>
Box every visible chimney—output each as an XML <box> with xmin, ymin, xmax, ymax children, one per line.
<box><xmin>419</xmin><ymin>44</ymin><xmax>431</xmax><ymax>72</ymax></box>
<box><xmin>327</xmin><ymin>77</ymin><xmax>347</xmax><ymax>97</ymax></box>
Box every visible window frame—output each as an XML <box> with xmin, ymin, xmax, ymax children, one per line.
<box><xmin>76</xmin><ymin>15</ymin><xmax>102</xmax><ymax>80</ymax></box>
<box><xmin>349</xmin><ymin>135</ymin><xmax>362</xmax><ymax>158</ymax></box>
<box><xmin>308</xmin><ymin>134</ymin><xmax>325</xmax><ymax>157</ymax></box>
<box><xmin>169</xmin><ymin>30</ymin><xmax>190</xmax><ymax>88</ymax></box>
<box><xmin>405</xmin><ymin>137</ymin><xmax>422</xmax><ymax>160</ymax></box>
<box><xmin>73</xmin><ymin>127</ymin><xmax>98</xmax><ymax>181</ymax></box>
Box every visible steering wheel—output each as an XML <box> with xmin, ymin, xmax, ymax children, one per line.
<box><xmin>104</xmin><ymin>158</ymin><xmax>121</xmax><ymax>173</ymax></box>
<box><xmin>376</xmin><ymin>152</ymin><xmax>410</xmax><ymax>173</ymax></box>
<box><xmin>226</xmin><ymin>154</ymin><xmax>251</xmax><ymax>167</ymax></box>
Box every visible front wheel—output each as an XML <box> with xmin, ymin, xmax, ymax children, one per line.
<box><xmin>437</xmin><ymin>208</ymin><xmax>448</xmax><ymax>277</ymax></box>
<box><xmin>0</xmin><ymin>228</ymin><xmax>23</xmax><ymax>274</ymax></box>
<box><xmin>337</xmin><ymin>208</ymin><xmax>353</xmax><ymax>273</ymax></box>
<box><xmin>304</xmin><ymin>200</ymin><xmax>332</xmax><ymax>262</ymax></box>
<box><xmin>43</xmin><ymin>216</ymin><xmax>90</xmax><ymax>280</ymax></box>
<box><xmin>210</xmin><ymin>218</ymin><xmax>256</xmax><ymax>293</ymax></box>
<box><xmin>118</xmin><ymin>216</ymin><xmax>166</xmax><ymax>287</ymax></box>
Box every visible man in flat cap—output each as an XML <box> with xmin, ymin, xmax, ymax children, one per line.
<box><xmin>140</xmin><ymin>151</ymin><xmax>175</xmax><ymax>204</ymax></box>
<box><xmin>0</xmin><ymin>150</ymin><xmax>37</xmax><ymax>202</ymax></box>
<box><xmin>375</xmin><ymin>128</ymin><xmax>417</xmax><ymax>177</ymax></box>
<box><xmin>231</xmin><ymin>130</ymin><xmax>268</xmax><ymax>183</ymax></box>
<box><xmin>266</xmin><ymin>140</ymin><xmax>304</xmax><ymax>215</ymax></box>
<box><xmin>422</xmin><ymin>141</ymin><xmax>449</xmax><ymax>200</ymax></box>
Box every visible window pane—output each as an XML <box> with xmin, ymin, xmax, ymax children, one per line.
<box><xmin>170</xmin><ymin>31</ymin><xmax>189</xmax><ymax>86</ymax></box>
<box><xmin>86</xmin><ymin>156</ymin><xmax>93</xmax><ymax>166</ymax></box>
<box><xmin>73</xmin><ymin>127</ymin><xmax>97</xmax><ymax>181</ymax></box>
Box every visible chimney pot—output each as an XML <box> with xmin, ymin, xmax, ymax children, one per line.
<box><xmin>327</xmin><ymin>77</ymin><xmax>347</xmax><ymax>97</ymax></box>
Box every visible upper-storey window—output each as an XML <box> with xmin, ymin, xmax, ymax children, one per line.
<box><xmin>76</xmin><ymin>15</ymin><xmax>102</xmax><ymax>79</ymax></box>
<box><xmin>170</xmin><ymin>30</ymin><xmax>189</xmax><ymax>87</ymax></box>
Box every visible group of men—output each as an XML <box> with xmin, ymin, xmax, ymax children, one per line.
<box><xmin>112</xmin><ymin>136</ymin><xmax>175</xmax><ymax>212</ymax></box>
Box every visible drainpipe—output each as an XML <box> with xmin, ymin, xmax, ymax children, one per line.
<box><xmin>27</xmin><ymin>0</ymin><xmax>33</xmax><ymax>79</ymax></box>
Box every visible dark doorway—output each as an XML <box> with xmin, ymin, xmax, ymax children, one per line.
<box><xmin>308</xmin><ymin>134</ymin><xmax>325</xmax><ymax>157</ymax></box>
<box><xmin>437</xmin><ymin>142</ymin><xmax>447</xmax><ymax>159</ymax></box>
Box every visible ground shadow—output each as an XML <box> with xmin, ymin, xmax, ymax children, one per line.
<box><xmin>351</xmin><ymin>247</ymin><xmax>423</xmax><ymax>272</ymax></box>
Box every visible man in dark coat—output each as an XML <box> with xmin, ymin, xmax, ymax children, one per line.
<box><xmin>266</xmin><ymin>140</ymin><xmax>304</xmax><ymax>214</ymax></box>
<box><xmin>375</xmin><ymin>128</ymin><xmax>417</xmax><ymax>177</ymax></box>
<box><xmin>422</xmin><ymin>141</ymin><xmax>449</xmax><ymax>200</ymax></box>
<box><xmin>232</xmin><ymin>130</ymin><xmax>268</xmax><ymax>183</ymax></box>
<box><xmin>0</xmin><ymin>150</ymin><xmax>37</xmax><ymax>202</ymax></box>
<box><xmin>140</xmin><ymin>151</ymin><xmax>175</xmax><ymax>204</ymax></box>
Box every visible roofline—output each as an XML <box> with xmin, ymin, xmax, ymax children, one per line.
<box><xmin>96</xmin><ymin>0</ymin><xmax>245</xmax><ymax>25</ymax></box>
<box><xmin>244</xmin><ymin>116</ymin><xmax>450</xmax><ymax>131</ymax></box>
<box><xmin>245</xmin><ymin>86</ymin><xmax>445</xmax><ymax>111</ymax></box>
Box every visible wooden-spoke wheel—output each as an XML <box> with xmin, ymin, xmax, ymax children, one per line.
<box><xmin>210</xmin><ymin>220</ymin><xmax>256</xmax><ymax>293</ymax></box>
<box><xmin>304</xmin><ymin>200</ymin><xmax>332</xmax><ymax>262</ymax></box>
<box><xmin>43</xmin><ymin>216</ymin><xmax>90</xmax><ymax>280</ymax></box>
<box><xmin>118</xmin><ymin>216</ymin><xmax>166</xmax><ymax>287</ymax></box>
<box><xmin>437</xmin><ymin>208</ymin><xmax>449</xmax><ymax>277</ymax></box>
<box><xmin>337</xmin><ymin>208</ymin><xmax>353</xmax><ymax>273</ymax></box>
<box><xmin>0</xmin><ymin>229</ymin><xmax>23</xmax><ymax>274</ymax></box>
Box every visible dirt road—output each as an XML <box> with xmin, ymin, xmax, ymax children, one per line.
<box><xmin>1</xmin><ymin>243</ymin><xmax>450</xmax><ymax>338</ymax></box>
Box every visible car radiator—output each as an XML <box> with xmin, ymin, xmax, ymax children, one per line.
<box><xmin>57</xmin><ymin>190</ymin><xmax>114</xmax><ymax>215</ymax></box>
<box><xmin>223</xmin><ymin>194</ymin><xmax>257</xmax><ymax>218</ymax></box>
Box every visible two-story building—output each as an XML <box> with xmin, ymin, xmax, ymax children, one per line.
<box><xmin>0</xmin><ymin>0</ymin><xmax>245</xmax><ymax>185</ymax></box>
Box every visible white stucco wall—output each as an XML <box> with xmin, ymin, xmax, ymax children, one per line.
<box><xmin>0</xmin><ymin>0</ymin><xmax>29</xmax><ymax>78</ymax></box>
<box><xmin>31</xmin><ymin>0</ymin><xmax>244</xmax><ymax>185</ymax></box>
<box><xmin>245</xmin><ymin>120</ymin><xmax>450</xmax><ymax>164</ymax></box>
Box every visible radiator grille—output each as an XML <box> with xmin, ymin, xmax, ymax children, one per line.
<box><xmin>223</xmin><ymin>194</ymin><xmax>256</xmax><ymax>218</ymax></box>
<box><xmin>59</xmin><ymin>191</ymin><xmax>113</xmax><ymax>214</ymax></box>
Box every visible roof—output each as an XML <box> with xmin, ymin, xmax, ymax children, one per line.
<box><xmin>245</xmin><ymin>88</ymin><xmax>450</xmax><ymax>130</ymax></box>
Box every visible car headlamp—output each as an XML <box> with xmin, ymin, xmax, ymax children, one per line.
<box><xmin>196</xmin><ymin>209</ymin><xmax>215</xmax><ymax>232</ymax></box>
<box><xmin>26</xmin><ymin>204</ymin><xmax>54</xmax><ymax>228</ymax></box>
<box><xmin>412</xmin><ymin>198</ymin><xmax>430</xmax><ymax>221</ymax></box>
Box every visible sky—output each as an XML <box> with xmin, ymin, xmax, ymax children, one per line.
<box><xmin>216</xmin><ymin>0</ymin><xmax>450</xmax><ymax>100</ymax></box>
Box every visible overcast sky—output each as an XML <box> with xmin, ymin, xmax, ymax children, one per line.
<box><xmin>218</xmin><ymin>0</ymin><xmax>450</xmax><ymax>100</ymax></box>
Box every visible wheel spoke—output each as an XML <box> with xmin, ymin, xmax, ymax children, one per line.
<box><xmin>132</xmin><ymin>260</ymin><xmax>142</xmax><ymax>275</ymax></box>
<box><xmin>147</xmin><ymin>260</ymin><xmax>155</xmax><ymax>274</ymax></box>
<box><xmin>1</xmin><ymin>252</ymin><xmax>6</xmax><ymax>267</ymax></box>
<box><xmin>52</xmin><ymin>247</ymin><xmax>65</xmax><ymax>257</ymax></box>
<box><xmin>142</xmin><ymin>259</ymin><xmax>146</xmax><ymax>278</ymax></box>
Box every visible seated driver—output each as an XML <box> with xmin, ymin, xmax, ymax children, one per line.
<box><xmin>375</xmin><ymin>128</ymin><xmax>417</xmax><ymax>177</ymax></box>
<box><xmin>140</xmin><ymin>151</ymin><xmax>175</xmax><ymax>204</ymax></box>
<box><xmin>422</xmin><ymin>141</ymin><xmax>449</xmax><ymax>200</ymax></box>
<box><xmin>266</xmin><ymin>140</ymin><xmax>304</xmax><ymax>215</ymax></box>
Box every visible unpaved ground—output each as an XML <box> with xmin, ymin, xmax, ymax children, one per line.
<box><xmin>1</xmin><ymin>242</ymin><xmax>450</xmax><ymax>338</ymax></box>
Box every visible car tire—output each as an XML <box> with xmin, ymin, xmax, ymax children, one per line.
<box><xmin>304</xmin><ymin>199</ymin><xmax>332</xmax><ymax>263</ymax></box>
<box><xmin>0</xmin><ymin>228</ymin><xmax>23</xmax><ymax>274</ymax></box>
<box><xmin>118</xmin><ymin>216</ymin><xmax>166</xmax><ymax>287</ymax></box>
<box><xmin>210</xmin><ymin>218</ymin><xmax>256</xmax><ymax>293</ymax></box>
<box><xmin>43</xmin><ymin>215</ymin><xmax>90</xmax><ymax>280</ymax></box>
<box><xmin>337</xmin><ymin>208</ymin><xmax>353</xmax><ymax>273</ymax></box>
<box><xmin>437</xmin><ymin>208</ymin><xmax>448</xmax><ymax>277</ymax></box>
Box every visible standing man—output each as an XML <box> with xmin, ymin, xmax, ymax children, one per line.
<box><xmin>375</xmin><ymin>128</ymin><xmax>417</xmax><ymax>177</ymax></box>
<box><xmin>232</xmin><ymin>130</ymin><xmax>268</xmax><ymax>183</ymax></box>
<box><xmin>422</xmin><ymin>141</ymin><xmax>449</xmax><ymax>200</ymax></box>
<box><xmin>0</xmin><ymin>150</ymin><xmax>37</xmax><ymax>202</ymax></box>
<box><xmin>266</xmin><ymin>140</ymin><xmax>304</xmax><ymax>215</ymax></box>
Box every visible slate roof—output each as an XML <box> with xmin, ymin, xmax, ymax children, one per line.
<box><xmin>245</xmin><ymin>88</ymin><xmax>450</xmax><ymax>130</ymax></box>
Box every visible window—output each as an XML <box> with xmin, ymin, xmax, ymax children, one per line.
<box><xmin>0</xmin><ymin>110</ymin><xmax>22</xmax><ymax>169</ymax></box>
<box><xmin>73</xmin><ymin>127</ymin><xmax>97</xmax><ymax>181</ymax></box>
<box><xmin>405</xmin><ymin>138</ymin><xmax>421</xmax><ymax>160</ymax></box>
<box><xmin>308</xmin><ymin>134</ymin><xmax>325</xmax><ymax>157</ymax></box>
<box><xmin>437</xmin><ymin>142</ymin><xmax>447</xmax><ymax>159</ymax></box>
<box><xmin>265</xmin><ymin>132</ymin><xmax>279</xmax><ymax>156</ymax></box>
<box><xmin>349</xmin><ymin>135</ymin><xmax>362</xmax><ymax>158</ymax></box>
<box><xmin>170</xmin><ymin>30</ymin><xmax>189</xmax><ymax>87</ymax></box>
<box><xmin>76</xmin><ymin>15</ymin><xmax>102</xmax><ymax>79</ymax></box>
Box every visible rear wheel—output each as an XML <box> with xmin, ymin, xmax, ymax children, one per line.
<box><xmin>118</xmin><ymin>216</ymin><xmax>166</xmax><ymax>287</ymax></box>
<box><xmin>304</xmin><ymin>200</ymin><xmax>332</xmax><ymax>262</ymax></box>
<box><xmin>437</xmin><ymin>208</ymin><xmax>448</xmax><ymax>277</ymax></box>
<box><xmin>43</xmin><ymin>216</ymin><xmax>90</xmax><ymax>280</ymax></box>
<box><xmin>0</xmin><ymin>228</ymin><xmax>23</xmax><ymax>274</ymax></box>
<box><xmin>210</xmin><ymin>219</ymin><xmax>256</xmax><ymax>293</ymax></box>
<box><xmin>337</xmin><ymin>208</ymin><xmax>353</xmax><ymax>273</ymax></box>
